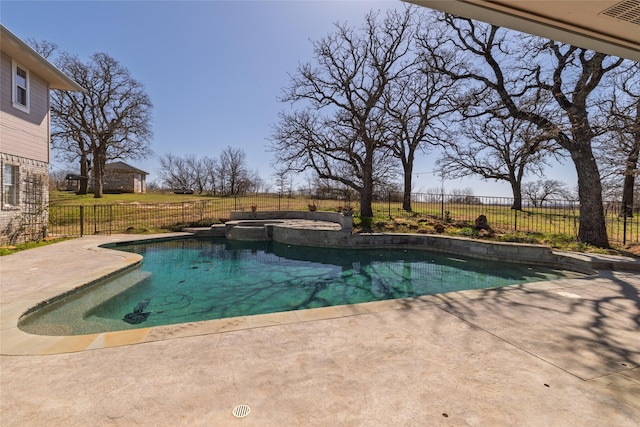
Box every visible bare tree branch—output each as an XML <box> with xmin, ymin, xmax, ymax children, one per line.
<box><xmin>48</xmin><ymin>51</ymin><xmax>153</xmax><ymax>197</ymax></box>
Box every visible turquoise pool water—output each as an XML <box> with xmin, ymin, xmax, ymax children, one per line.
<box><xmin>19</xmin><ymin>237</ymin><xmax>581</xmax><ymax>335</ymax></box>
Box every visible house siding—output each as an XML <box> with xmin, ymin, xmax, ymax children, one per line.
<box><xmin>0</xmin><ymin>48</ymin><xmax>53</xmax><ymax>244</ymax></box>
<box><xmin>0</xmin><ymin>52</ymin><xmax>51</xmax><ymax>163</ymax></box>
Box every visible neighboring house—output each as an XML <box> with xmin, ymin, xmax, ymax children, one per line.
<box><xmin>102</xmin><ymin>161</ymin><xmax>148</xmax><ymax>194</ymax></box>
<box><xmin>0</xmin><ymin>25</ymin><xmax>83</xmax><ymax>244</ymax></box>
<box><xmin>62</xmin><ymin>162</ymin><xmax>148</xmax><ymax>194</ymax></box>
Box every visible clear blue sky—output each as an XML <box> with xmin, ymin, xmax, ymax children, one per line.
<box><xmin>1</xmin><ymin>0</ymin><xmax>575</xmax><ymax>197</ymax></box>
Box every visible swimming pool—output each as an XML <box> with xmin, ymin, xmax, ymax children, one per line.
<box><xmin>19</xmin><ymin>237</ymin><xmax>582</xmax><ymax>335</ymax></box>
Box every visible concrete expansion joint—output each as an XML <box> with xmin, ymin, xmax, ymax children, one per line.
<box><xmin>435</xmin><ymin>302</ymin><xmax>589</xmax><ymax>383</ymax></box>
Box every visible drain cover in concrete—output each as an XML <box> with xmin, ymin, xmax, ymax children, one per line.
<box><xmin>232</xmin><ymin>404</ymin><xmax>251</xmax><ymax>418</ymax></box>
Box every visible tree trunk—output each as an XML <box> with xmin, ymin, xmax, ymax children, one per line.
<box><xmin>77</xmin><ymin>155</ymin><xmax>89</xmax><ymax>195</ymax></box>
<box><xmin>360</xmin><ymin>179</ymin><xmax>374</xmax><ymax>218</ymax></box>
<box><xmin>621</xmin><ymin>141</ymin><xmax>639</xmax><ymax>217</ymax></box>
<box><xmin>359</xmin><ymin>148</ymin><xmax>375</xmax><ymax>218</ymax></box>
<box><xmin>92</xmin><ymin>149</ymin><xmax>106</xmax><ymax>199</ymax></box>
<box><xmin>510</xmin><ymin>181</ymin><xmax>523</xmax><ymax>210</ymax></box>
<box><xmin>402</xmin><ymin>162</ymin><xmax>413</xmax><ymax>212</ymax></box>
<box><xmin>573</xmin><ymin>148</ymin><xmax>609</xmax><ymax>248</ymax></box>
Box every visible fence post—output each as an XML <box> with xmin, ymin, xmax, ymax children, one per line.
<box><xmin>182</xmin><ymin>202</ymin><xmax>185</xmax><ymax>223</ymax></box>
<box><xmin>514</xmin><ymin>208</ymin><xmax>518</xmax><ymax>232</ymax></box>
<box><xmin>79</xmin><ymin>206</ymin><xmax>84</xmax><ymax>236</ymax></box>
<box><xmin>388</xmin><ymin>192</ymin><xmax>392</xmax><ymax>218</ymax></box>
<box><xmin>623</xmin><ymin>202</ymin><xmax>627</xmax><ymax>245</ymax></box>
<box><xmin>93</xmin><ymin>205</ymin><xmax>97</xmax><ymax>234</ymax></box>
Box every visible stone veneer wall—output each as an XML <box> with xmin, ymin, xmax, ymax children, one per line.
<box><xmin>225</xmin><ymin>210</ymin><xmax>595</xmax><ymax>273</ymax></box>
<box><xmin>0</xmin><ymin>153</ymin><xmax>49</xmax><ymax>244</ymax></box>
<box><xmin>182</xmin><ymin>211</ymin><xmax>600</xmax><ymax>274</ymax></box>
<box><xmin>103</xmin><ymin>171</ymin><xmax>145</xmax><ymax>193</ymax></box>
<box><xmin>270</xmin><ymin>227</ymin><xmax>597</xmax><ymax>273</ymax></box>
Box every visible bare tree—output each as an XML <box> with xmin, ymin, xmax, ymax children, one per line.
<box><xmin>27</xmin><ymin>41</ymin><xmax>91</xmax><ymax>195</ymax></box>
<box><xmin>26</xmin><ymin>38</ymin><xmax>58</xmax><ymax>59</ymax></box>
<box><xmin>423</xmin><ymin>15</ymin><xmax>625</xmax><ymax>247</ymax></box>
<box><xmin>185</xmin><ymin>156</ymin><xmax>210</xmax><ymax>194</ymax></box>
<box><xmin>50</xmin><ymin>52</ymin><xmax>153</xmax><ymax>197</ymax></box>
<box><xmin>145</xmin><ymin>180</ymin><xmax>162</xmax><ymax>192</ymax></box>
<box><xmin>158</xmin><ymin>148</ymin><xmax>257</xmax><ymax>196</ymax></box>
<box><xmin>48</xmin><ymin>167</ymin><xmax>73</xmax><ymax>191</ymax></box>
<box><xmin>449</xmin><ymin>187</ymin><xmax>481</xmax><ymax>204</ymax></box>
<box><xmin>438</xmin><ymin>113</ymin><xmax>557</xmax><ymax>210</ymax></box>
<box><xmin>246</xmin><ymin>169</ymin><xmax>264</xmax><ymax>194</ymax></box>
<box><xmin>270</xmin><ymin>8</ymin><xmax>415</xmax><ymax>217</ymax></box>
<box><xmin>158</xmin><ymin>153</ymin><xmax>196</xmax><ymax>190</ymax></box>
<box><xmin>273</xmin><ymin>168</ymin><xmax>292</xmax><ymax>196</ymax></box>
<box><xmin>596</xmin><ymin>63</ymin><xmax>640</xmax><ymax>216</ymax></box>
<box><xmin>217</xmin><ymin>146</ymin><xmax>252</xmax><ymax>196</ymax></box>
<box><xmin>201</xmin><ymin>156</ymin><xmax>219</xmax><ymax>195</ymax></box>
<box><xmin>383</xmin><ymin>33</ymin><xmax>456</xmax><ymax>211</ymax></box>
<box><xmin>523</xmin><ymin>179</ymin><xmax>568</xmax><ymax>207</ymax></box>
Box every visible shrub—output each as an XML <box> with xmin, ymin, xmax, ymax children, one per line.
<box><xmin>497</xmin><ymin>232</ymin><xmax>539</xmax><ymax>244</ymax></box>
<box><xmin>458</xmin><ymin>227</ymin><xmax>479</xmax><ymax>237</ymax></box>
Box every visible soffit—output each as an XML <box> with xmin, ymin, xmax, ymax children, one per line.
<box><xmin>406</xmin><ymin>0</ymin><xmax>640</xmax><ymax>61</ymax></box>
<box><xmin>0</xmin><ymin>25</ymin><xmax>84</xmax><ymax>91</ymax></box>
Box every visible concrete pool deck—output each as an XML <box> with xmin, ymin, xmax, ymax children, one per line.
<box><xmin>1</xmin><ymin>234</ymin><xmax>639</xmax><ymax>425</ymax></box>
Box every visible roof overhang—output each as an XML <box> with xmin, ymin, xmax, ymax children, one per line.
<box><xmin>0</xmin><ymin>24</ymin><xmax>84</xmax><ymax>91</ymax></box>
<box><xmin>405</xmin><ymin>0</ymin><xmax>640</xmax><ymax>61</ymax></box>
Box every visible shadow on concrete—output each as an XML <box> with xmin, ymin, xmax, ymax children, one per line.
<box><xmin>431</xmin><ymin>271</ymin><xmax>640</xmax><ymax>380</ymax></box>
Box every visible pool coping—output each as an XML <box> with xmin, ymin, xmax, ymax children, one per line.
<box><xmin>1</xmin><ymin>232</ymin><xmax>638</xmax><ymax>356</ymax></box>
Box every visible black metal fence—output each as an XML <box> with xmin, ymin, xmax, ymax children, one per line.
<box><xmin>47</xmin><ymin>192</ymin><xmax>640</xmax><ymax>245</ymax></box>
<box><xmin>376</xmin><ymin>193</ymin><xmax>640</xmax><ymax>245</ymax></box>
<box><xmin>47</xmin><ymin>195</ymin><xmax>315</xmax><ymax>237</ymax></box>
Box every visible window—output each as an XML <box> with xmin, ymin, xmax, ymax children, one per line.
<box><xmin>3</xmin><ymin>165</ymin><xmax>18</xmax><ymax>206</ymax></box>
<box><xmin>12</xmin><ymin>61</ymin><xmax>30</xmax><ymax>113</ymax></box>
